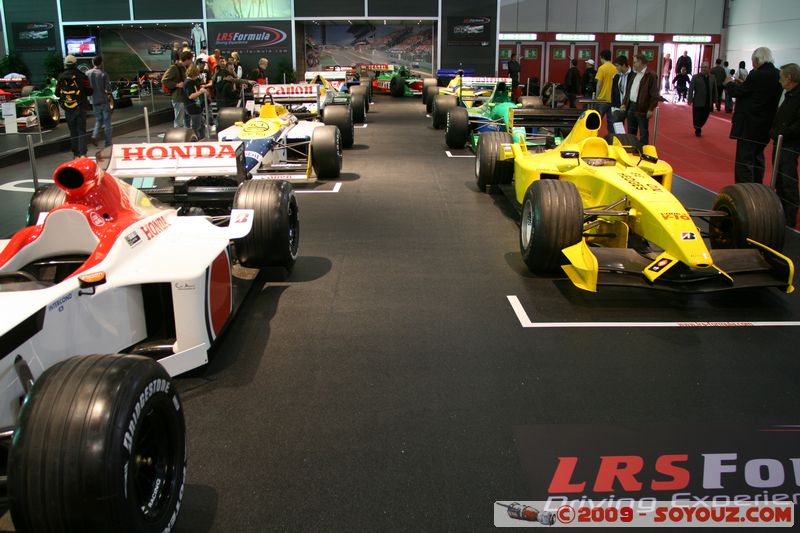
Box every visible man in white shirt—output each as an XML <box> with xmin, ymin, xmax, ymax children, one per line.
<box><xmin>620</xmin><ymin>53</ymin><xmax>660</xmax><ymax>145</ymax></box>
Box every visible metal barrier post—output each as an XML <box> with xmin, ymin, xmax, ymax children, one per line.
<box><xmin>651</xmin><ymin>107</ymin><xmax>660</xmax><ymax>147</ymax></box>
<box><xmin>203</xmin><ymin>92</ymin><xmax>211</xmax><ymax>139</ymax></box>
<box><xmin>771</xmin><ymin>134</ymin><xmax>783</xmax><ymax>189</ymax></box>
<box><xmin>144</xmin><ymin>106</ymin><xmax>151</xmax><ymax>143</ymax></box>
<box><xmin>27</xmin><ymin>135</ymin><xmax>39</xmax><ymax>189</ymax></box>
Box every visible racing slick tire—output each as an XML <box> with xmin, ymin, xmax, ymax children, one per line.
<box><xmin>37</xmin><ymin>98</ymin><xmax>59</xmax><ymax>129</ymax></box>
<box><xmin>27</xmin><ymin>184</ymin><xmax>66</xmax><ymax>225</ymax></box>
<box><xmin>233</xmin><ymin>180</ymin><xmax>299</xmax><ymax>270</ymax></box>
<box><xmin>432</xmin><ymin>95</ymin><xmax>457</xmax><ymax>129</ymax></box>
<box><xmin>520</xmin><ymin>179</ymin><xmax>584</xmax><ymax>273</ymax></box>
<box><xmin>390</xmin><ymin>76</ymin><xmax>405</xmax><ymax>97</ymax></box>
<box><xmin>422</xmin><ymin>77</ymin><xmax>438</xmax><ymax>105</ymax></box>
<box><xmin>709</xmin><ymin>183</ymin><xmax>786</xmax><ymax>251</ymax></box>
<box><xmin>164</xmin><ymin>127</ymin><xmax>198</xmax><ymax>143</ymax></box>
<box><xmin>350</xmin><ymin>84</ymin><xmax>369</xmax><ymax>113</ymax></box>
<box><xmin>476</xmin><ymin>132</ymin><xmax>513</xmax><ymax>191</ymax></box>
<box><xmin>424</xmin><ymin>86</ymin><xmax>439</xmax><ymax>113</ymax></box>
<box><xmin>8</xmin><ymin>354</ymin><xmax>186</xmax><ymax>533</ymax></box>
<box><xmin>445</xmin><ymin>107</ymin><xmax>470</xmax><ymax>149</ymax></box>
<box><xmin>519</xmin><ymin>96</ymin><xmax>544</xmax><ymax>108</ymax></box>
<box><xmin>604</xmin><ymin>133</ymin><xmax>641</xmax><ymax>154</ymax></box>
<box><xmin>311</xmin><ymin>125</ymin><xmax>342</xmax><ymax>180</ymax></box>
<box><xmin>323</xmin><ymin>104</ymin><xmax>354</xmax><ymax>148</ymax></box>
<box><xmin>217</xmin><ymin>107</ymin><xmax>248</xmax><ymax>134</ymax></box>
<box><xmin>350</xmin><ymin>90</ymin><xmax>367</xmax><ymax>123</ymax></box>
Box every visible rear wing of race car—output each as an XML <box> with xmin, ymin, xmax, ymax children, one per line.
<box><xmin>104</xmin><ymin>142</ymin><xmax>247</xmax><ymax>182</ymax></box>
<box><xmin>304</xmin><ymin>71</ymin><xmax>347</xmax><ymax>90</ymax></box>
<box><xmin>460</xmin><ymin>76</ymin><xmax>512</xmax><ymax>87</ymax></box>
<box><xmin>508</xmin><ymin>108</ymin><xmax>584</xmax><ymax>147</ymax></box>
<box><xmin>253</xmin><ymin>83</ymin><xmax>322</xmax><ymax>106</ymax></box>
<box><xmin>357</xmin><ymin>63</ymin><xmax>393</xmax><ymax>72</ymax></box>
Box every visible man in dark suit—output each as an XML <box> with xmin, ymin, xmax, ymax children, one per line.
<box><xmin>676</xmin><ymin>50</ymin><xmax>692</xmax><ymax>76</ymax></box>
<box><xmin>770</xmin><ymin>63</ymin><xmax>800</xmax><ymax>226</ymax></box>
<box><xmin>620</xmin><ymin>53</ymin><xmax>660</xmax><ymax>145</ymax></box>
<box><xmin>688</xmin><ymin>62</ymin><xmax>718</xmax><ymax>137</ymax></box>
<box><xmin>725</xmin><ymin>46</ymin><xmax>783</xmax><ymax>183</ymax></box>
<box><xmin>611</xmin><ymin>55</ymin><xmax>631</xmax><ymax>130</ymax></box>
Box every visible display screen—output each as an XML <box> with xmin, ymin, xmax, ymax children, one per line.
<box><xmin>12</xmin><ymin>22</ymin><xmax>57</xmax><ymax>51</ymax></box>
<box><xmin>65</xmin><ymin>37</ymin><xmax>98</xmax><ymax>57</ymax></box>
<box><xmin>447</xmin><ymin>16</ymin><xmax>492</xmax><ymax>46</ymax></box>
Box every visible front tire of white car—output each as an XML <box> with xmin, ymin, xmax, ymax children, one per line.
<box><xmin>27</xmin><ymin>185</ymin><xmax>66</xmax><ymax>226</ymax></box>
<box><xmin>8</xmin><ymin>354</ymin><xmax>187</xmax><ymax>533</ymax></box>
<box><xmin>217</xmin><ymin>107</ymin><xmax>248</xmax><ymax>134</ymax></box>
<box><xmin>311</xmin><ymin>125</ymin><xmax>342</xmax><ymax>180</ymax></box>
<box><xmin>233</xmin><ymin>180</ymin><xmax>299</xmax><ymax>271</ymax></box>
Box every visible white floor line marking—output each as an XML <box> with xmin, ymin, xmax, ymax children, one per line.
<box><xmin>445</xmin><ymin>150</ymin><xmax>475</xmax><ymax>158</ymax></box>
<box><xmin>506</xmin><ymin>295</ymin><xmax>800</xmax><ymax>329</ymax></box>
<box><xmin>356</xmin><ymin>124</ymin><xmax>369</xmax><ymax>128</ymax></box>
<box><xmin>295</xmin><ymin>182</ymin><xmax>342</xmax><ymax>194</ymax></box>
<box><xmin>0</xmin><ymin>179</ymin><xmax>55</xmax><ymax>193</ymax></box>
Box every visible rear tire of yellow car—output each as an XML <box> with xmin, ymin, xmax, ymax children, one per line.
<box><xmin>424</xmin><ymin>86</ymin><xmax>439</xmax><ymax>113</ymax></box>
<box><xmin>37</xmin><ymin>98</ymin><xmax>58</xmax><ymax>129</ymax></box>
<box><xmin>445</xmin><ymin>107</ymin><xmax>470</xmax><ymax>149</ymax></box>
<box><xmin>163</xmin><ymin>128</ymin><xmax>197</xmax><ymax>143</ymax></box>
<box><xmin>476</xmin><ymin>132</ymin><xmax>513</xmax><ymax>192</ymax></box>
<box><xmin>604</xmin><ymin>133</ymin><xmax>641</xmax><ymax>154</ymax></box>
<box><xmin>322</xmin><ymin>104</ymin><xmax>354</xmax><ymax>148</ymax></box>
<box><xmin>432</xmin><ymin>95</ymin><xmax>457</xmax><ymax>129</ymax></box>
<box><xmin>350</xmin><ymin>84</ymin><xmax>369</xmax><ymax>113</ymax></box>
<box><xmin>709</xmin><ymin>183</ymin><xmax>786</xmax><ymax>251</ymax></box>
<box><xmin>351</xmin><ymin>90</ymin><xmax>366</xmax><ymax>123</ymax></box>
<box><xmin>217</xmin><ymin>107</ymin><xmax>248</xmax><ymax>134</ymax></box>
<box><xmin>8</xmin><ymin>354</ymin><xmax>186</xmax><ymax>533</ymax></box>
<box><xmin>234</xmin><ymin>180</ymin><xmax>299</xmax><ymax>270</ymax></box>
<box><xmin>422</xmin><ymin>78</ymin><xmax>437</xmax><ymax>105</ymax></box>
<box><xmin>520</xmin><ymin>179</ymin><xmax>584</xmax><ymax>273</ymax></box>
<box><xmin>27</xmin><ymin>184</ymin><xmax>66</xmax><ymax>226</ymax></box>
<box><xmin>311</xmin><ymin>125</ymin><xmax>342</xmax><ymax>180</ymax></box>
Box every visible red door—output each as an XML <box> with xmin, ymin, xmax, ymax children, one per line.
<box><xmin>611</xmin><ymin>44</ymin><xmax>634</xmax><ymax>64</ymax></box>
<box><xmin>546</xmin><ymin>43</ymin><xmax>571</xmax><ymax>86</ymax></box>
<box><xmin>635</xmin><ymin>44</ymin><xmax>663</xmax><ymax>79</ymax></box>
<box><xmin>701</xmin><ymin>44</ymin><xmax>714</xmax><ymax>70</ymax></box>
<box><xmin>520</xmin><ymin>44</ymin><xmax>543</xmax><ymax>87</ymax></box>
<box><xmin>498</xmin><ymin>44</ymin><xmax>516</xmax><ymax>77</ymax></box>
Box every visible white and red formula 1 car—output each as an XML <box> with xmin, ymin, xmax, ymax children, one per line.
<box><xmin>0</xmin><ymin>154</ymin><xmax>298</xmax><ymax>532</ymax></box>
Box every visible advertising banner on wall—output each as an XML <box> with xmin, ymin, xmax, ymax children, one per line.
<box><xmin>304</xmin><ymin>23</ymin><xmax>434</xmax><ymax>76</ymax></box>
<box><xmin>12</xmin><ymin>23</ymin><xmax>57</xmax><ymax>52</ymax></box>
<box><xmin>207</xmin><ymin>21</ymin><xmax>292</xmax><ymax>79</ymax></box>
<box><xmin>446</xmin><ymin>17</ymin><xmax>491</xmax><ymax>46</ymax></box>
<box><xmin>205</xmin><ymin>0</ymin><xmax>291</xmax><ymax>20</ymax></box>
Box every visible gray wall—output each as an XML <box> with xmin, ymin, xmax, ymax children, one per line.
<box><xmin>723</xmin><ymin>0</ymin><xmax>800</xmax><ymax>68</ymax></box>
<box><xmin>500</xmin><ymin>0</ymin><xmax>725</xmax><ymax>34</ymax></box>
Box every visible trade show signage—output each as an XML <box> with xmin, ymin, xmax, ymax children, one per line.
<box><xmin>447</xmin><ymin>17</ymin><xmax>492</xmax><ymax>46</ymax></box>
<box><xmin>514</xmin><ymin>424</ymin><xmax>800</xmax><ymax>504</ymax></box>
<box><xmin>209</xmin><ymin>23</ymin><xmax>290</xmax><ymax>52</ymax></box>
<box><xmin>11</xmin><ymin>22</ymin><xmax>57</xmax><ymax>52</ymax></box>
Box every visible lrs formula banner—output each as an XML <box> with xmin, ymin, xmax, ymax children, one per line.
<box><xmin>513</xmin><ymin>424</ymin><xmax>800</xmax><ymax>505</ymax></box>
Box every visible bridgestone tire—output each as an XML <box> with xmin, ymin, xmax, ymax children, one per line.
<box><xmin>445</xmin><ymin>107</ymin><xmax>470</xmax><ymax>149</ymax></box>
<box><xmin>351</xmin><ymin>90</ymin><xmax>366</xmax><ymax>123</ymax></box>
<box><xmin>424</xmin><ymin>86</ymin><xmax>439</xmax><ymax>113</ymax></box>
<box><xmin>520</xmin><ymin>179</ymin><xmax>584</xmax><ymax>273</ymax></box>
<box><xmin>519</xmin><ymin>96</ymin><xmax>543</xmax><ymax>108</ymax></box>
<box><xmin>432</xmin><ymin>95</ymin><xmax>457</xmax><ymax>129</ymax></box>
<box><xmin>476</xmin><ymin>132</ymin><xmax>513</xmax><ymax>191</ymax></box>
<box><xmin>323</xmin><ymin>104</ymin><xmax>354</xmax><ymax>148</ymax></box>
<box><xmin>350</xmin><ymin>84</ymin><xmax>369</xmax><ymax>113</ymax></box>
<box><xmin>8</xmin><ymin>354</ymin><xmax>186</xmax><ymax>533</ymax></box>
<box><xmin>217</xmin><ymin>107</ymin><xmax>247</xmax><ymax>133</ymax></box>
<box><xmin>164</xmin><ymin>128</ymin><xmax>197</xmax><ymax>143</ymax></box>
<box><xmin>311</xmin><ymin>125</ymin><xmax>342</xmax><ymax>180</ymax></box>
<box><xmin>422</xmin><ymin>77</ymin><xmax>438</xmax><ymax>105</ymax></box>
<box><xmin>709</xmin><ymin>183</ymin><xmax>786</xmax><ymax>251</ymax></box>
<box><xmin>37</xmin><ymin>98</ymin><xmax>58</xmax><ymax>129</ymax></box>
<box><xmin>233</xmin><ymin>180</ymin><xmax>299</xmax><ymax>270</ymax></box>
<box><xmin>27</xmin><ymin>185</ymin><xmax>66</xmax><ymax>226</ymax></box>
<box><xmin>390</xmin><ymin>76</ymin><xmax>405</xmax><ymax>97</ymax></box>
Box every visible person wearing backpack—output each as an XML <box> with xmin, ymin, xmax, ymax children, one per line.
<box><xmin>162</xmin><ymin>51</ymin><xmax>193</xmax><ymax>128</ymax></box>
<box><xmin>55</xmin><ymin>54</ymin><xmax>93</xmax><ymax>158</ymax></box>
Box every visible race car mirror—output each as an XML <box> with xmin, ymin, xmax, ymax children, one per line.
<box><xmin>640</xmin><ymin>153</ymin><xmax>658</xmax><ymax>164</ymax></box>
<box><xmin>78</xmin><ymin>271</ymin><xmax>107</xmax><ymax>296</ymax></box>
<box><xmin>560</xmin><ymin>150</ymin><xmax>579</xmax><ymax>158</ymax></box>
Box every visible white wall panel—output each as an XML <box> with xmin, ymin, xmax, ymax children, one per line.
<box><xmin>500</xmin><ymin>0</ymin><xmax>519</xmax><ymax>31</ymax></box>
<box><xmin>664</xmin><ymin>0</ymin><xmax>695</xmax><ymax>34</ymax></box>
<box><xmin>517</xmin><ymin>0</ymin><xmax>548</xmax><ymax>31</ymax></box>
<box><xmin>547</xmin><ymin>0</ymin><xmax>577</xmax><ymax>31</ymax></box>
<box><xmin>608</xmin><ymin>0</ymin><xmax>638</xmax><ymax>33</ymax></box>
<box><xmin>726</xmin><ymin>0</ymin><xmax>761</xmax><ymax>25</ymax></box>
<box><xmin>756</xmin><ymin>0</ymin><xmax>800</xmax><ymax>23</ymax></box>
<box><xmin>692</xmin><ymin>0</ymin><xmax>724</xmax><ymax>33</ymax></box>
<box><xmin>576</xmin><ymin>0</ymin><xmax>606</xmax><ymax>32</ymax></box>
<box><xmin>636</xmin><ymin>0</ymin><xmax>666</xmax><ymax>33</ymax></box>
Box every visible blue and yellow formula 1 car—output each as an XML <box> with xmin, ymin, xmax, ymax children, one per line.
<box><xmin>486</xmin><ymin>109</ymin><xmax>795</xmax><ymax>293</ymax></box>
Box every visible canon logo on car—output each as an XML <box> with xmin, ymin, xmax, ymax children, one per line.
<box><xmin>548</xmin><ymin>453</ymin><xmax>800</xmax><ymax>493</ymax></box>
<box><xmin>263</xmin><ymin>84</ymin><xmax>315</xmax><ymax>96</ymax></box>
<box><xmin>121</xmin><ymin>144</ymin><xmax>237</xmax><ymax>161</ymax></box>
<box><xmin>140</xmin><ymin>216</ymin><xmax>170</xmax><ymax>241</ymax></box>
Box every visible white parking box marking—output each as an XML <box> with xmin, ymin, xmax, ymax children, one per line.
<box><xmin>295</xmin><ymin>182</ymin><xmax>342</xmax><ymax>194</ymax></box>
<box><xmin>445</xmin><ymin>150</ymin><xmax>475</xmax><ymax>158</ymax></box>
<box><xmin>506</xmin><ymin>295</ymin><xmax>800</xmax><ymax>328</ymax></box>
<box><xmin>0</xmin><ymin>179</ymin><xmax>55</xmax><ymax>193</ymax></box>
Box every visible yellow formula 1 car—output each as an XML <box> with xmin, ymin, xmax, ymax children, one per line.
<box><xmin>492</xmin><ymin>110</ymin><xmax>795</xmax><ymax>293</ymax></box>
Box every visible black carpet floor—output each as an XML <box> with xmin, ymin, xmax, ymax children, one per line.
<box><xmin>165</xmin><ymin>97</ymin><xmax>800</xmax><ymax>531</ymax></box>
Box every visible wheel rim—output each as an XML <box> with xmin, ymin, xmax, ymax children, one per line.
<box><xmin>132</xmin><ymin>405</ymin><xmax>179</xmax><ymax>521</ymax></box>
<box><xmin>50</xmin><ymin>104</ymin><xmax>59</xmax><ymax>122</ymax></box>
<box><xmin>521</xmin><ymin>198</ymin><xmax>534</xmax><ymax>249</ymax></box>
<box><xmin>474</xmin><ymin>146</ymin><xmax>481</xmax><ymax>178</ymax></box>
<box><xmin>288</xmin><ymin>194</ymin><xmax>300</xmax><ymax>259</ymax></box>
<box><xmin>709</xmin><ymin>206</ymin><xmax>734</xmax><ymax>248</ymax></box>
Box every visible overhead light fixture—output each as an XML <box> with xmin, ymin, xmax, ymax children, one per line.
<box><xmin>614</xmin><ymin>34</ymin><xmax>654</xmax><ymax>42</ymax></box>
<box><xmin>499</xmin><ymin>33</ymin><xmax>537</xmax><ymax>41</ymax></box>
<box><xmin>672</xmin><ymin>35</ymin><xmax>712</xmax><ymax>43</ymax></box>
<box><xmin>555</xmin><ymin>33</ymin><xmax>595</xmax><ymax>41</ymax></box>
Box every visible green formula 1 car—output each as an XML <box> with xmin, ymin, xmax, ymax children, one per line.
<box><xmin>1</xmin><ymin>80</ymin><xmax>60</xmax><ymax>130</ymax></box>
